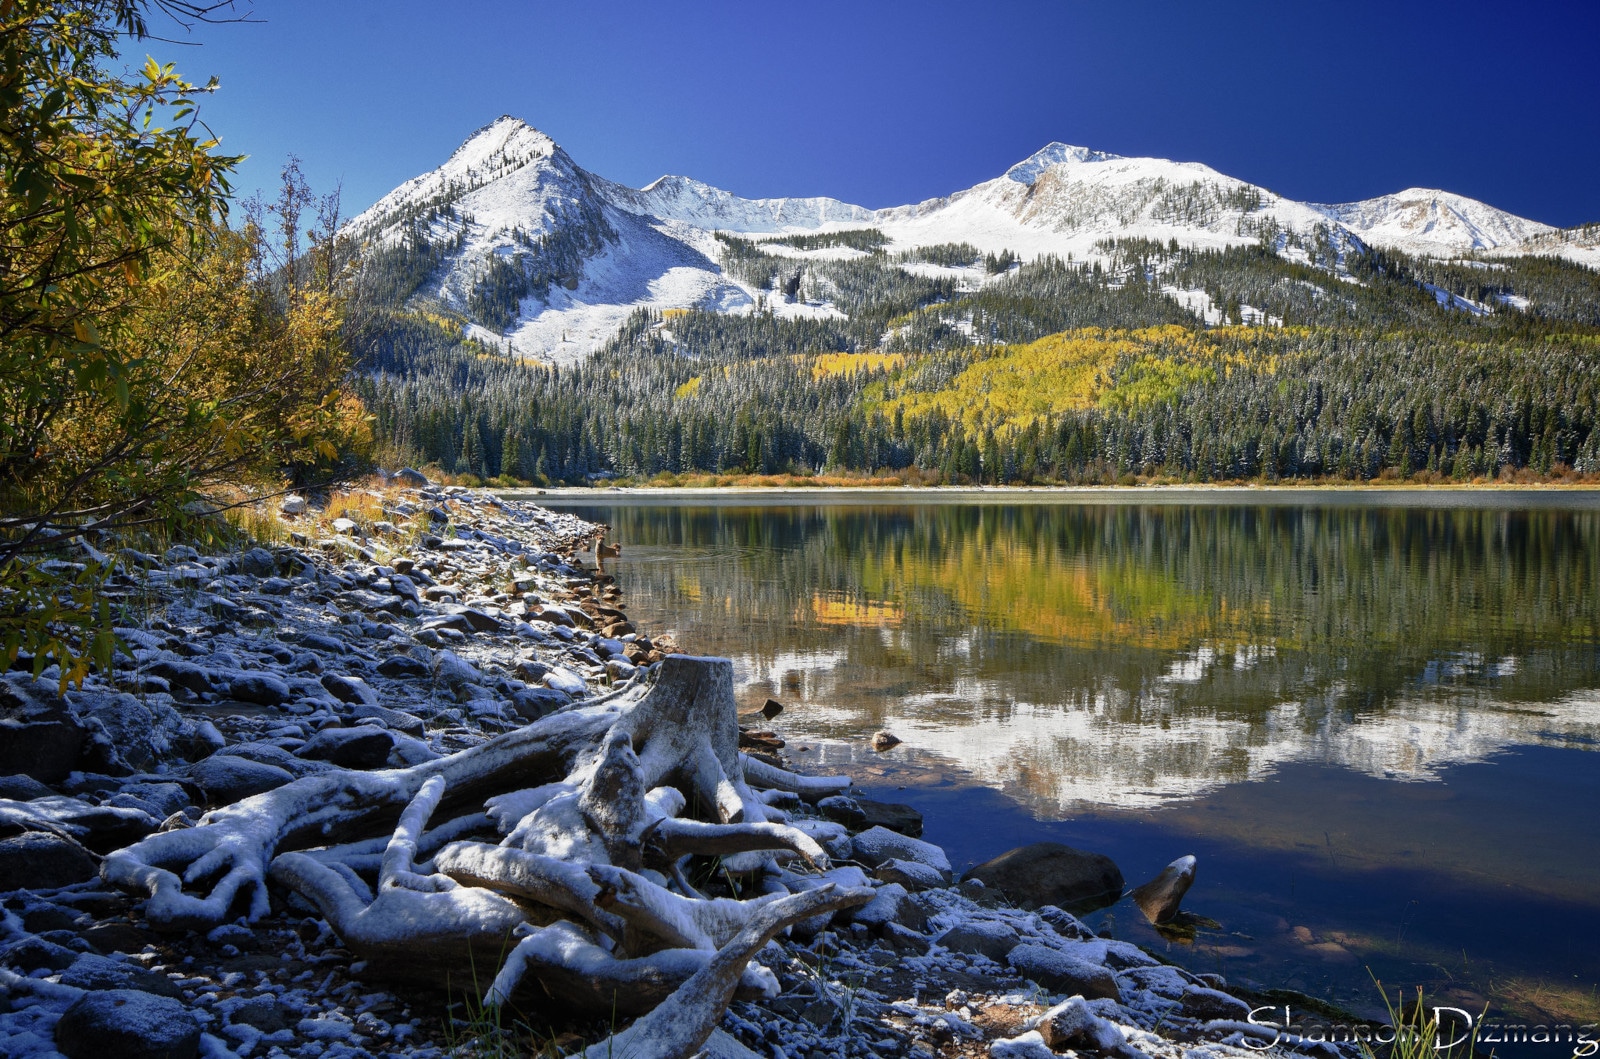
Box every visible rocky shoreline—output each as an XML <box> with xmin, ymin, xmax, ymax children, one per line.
<box><xmin>1</xmin><ymin>486</ymin><xmax>1340</xmax><ymax>1059</ymax></box>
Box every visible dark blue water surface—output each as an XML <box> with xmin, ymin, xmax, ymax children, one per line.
<box><xmin>532</xmin><ymin>492</ymin><xmax>1600</xmax><ymax>1036</ymax></box>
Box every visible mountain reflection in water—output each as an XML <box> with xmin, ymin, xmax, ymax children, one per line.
<box><xmin>544</xmin><ymin>497</ymin><xmax>1600</xmax><ymax>1029</ymax></box>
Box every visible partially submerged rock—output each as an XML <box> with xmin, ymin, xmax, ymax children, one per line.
<box><xmin>964</xmin><ymin>841</ymin><xmax>1124</xmax><ymax>912</ymax></box>
<box><xmin>1130</xmin><ymin>853</ymin><xmax>1197</xmax><ymax>925</ymax></box>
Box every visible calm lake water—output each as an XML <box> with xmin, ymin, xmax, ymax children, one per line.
<box><xmin>539</xmin><ymin>491</ymin><xmax>1600</xmax><ymax>1032</ymax></box>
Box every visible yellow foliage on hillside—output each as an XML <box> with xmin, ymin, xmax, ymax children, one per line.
<box><xmin>879</xmin><ymin>326</ymin><xmax>1274</xmax><ymax>439</ymax></box>
<box><xmin>806</xmin><ymin>351</ymin><xmax>907</xmax><ymax>380</ymax></box>
<box><xmin>661</xmin><ymin>308</ymin><xmax>692</xmax><ymax>320</ymax></box>
<box><xmin>674</xmin><ymin>376</ymin><xmax>704</xmax><ymax>399</ymax></box>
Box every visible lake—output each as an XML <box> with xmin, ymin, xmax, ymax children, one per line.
<box><xmin>533</xmin><ymin>489</ymin><xmax>1600</xmax><ymax>1034</ymax></box>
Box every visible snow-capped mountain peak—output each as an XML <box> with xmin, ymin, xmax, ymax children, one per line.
<box><xmin>1313</xmin><ymin>187</ymin><xmax>1555</xmax><ymax>255</ymax></box>
<box><xmin>1004</xmin><ymin>143</ymin><xmax>1125</xmax><ymax>185</ymax></box>
<box><xmin>346</xmin><ymin>115</ymin><xmax>1587</xmax><ymax>364</ymax></box>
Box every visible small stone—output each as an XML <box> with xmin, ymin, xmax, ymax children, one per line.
<box><xmin>280</xmin><ymin>495</ymin><xmax>308</xmax><ymax>515</ymax></box>
<box><xmin>332</xmin><ymin>518</ymin><xmax>359</xmax><ymax>535</ymax></box>
<box><xmin>870</xmin><ymin>730</ymin><xmax>902</xmax><ymax>751</ymax></box>
<box><xmin>55</xmin><ymin>989</ymin><xmax>201</xmax><ymax>1059</ymax></box>
<box><xmin>0</xmin><ymin>831</ymin><xmax>98</xmax><ymax>891</ymax></box>
<box><xmin>760</xmin><ymin>697</ymin><xmax>784</xmax><ymax>720</ymax></box>
<box><xmin>453</xmin><ymin>607</ymin><xmax>502</xmax><ymax>633</ymax></box>
<box><xmin>1130</xmin><ymin>854</ymin><xmax>1196</xmax><ymax>925</ymax></box>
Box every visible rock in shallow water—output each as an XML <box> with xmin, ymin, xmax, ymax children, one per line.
<box><xmin>963</xmin><ymin>842</ymin><xmax>1123</xmax><ymax>912</ymax></box>
<box><xmin>1130</xmin><ymin>853</ymin><xmax>1196</xmax><ymax>925</ymax></box>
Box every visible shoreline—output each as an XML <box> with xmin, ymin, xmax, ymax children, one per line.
<box><xmin>505</xmin><ymin>483</ymin><xmax>1600</xmax><ymax>509</ymax></box>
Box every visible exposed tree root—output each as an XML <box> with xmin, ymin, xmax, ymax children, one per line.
<box><xmin>100</xmin><ymin>655</ymin><xmax>860</xmax><ymax>1048</ymax></box>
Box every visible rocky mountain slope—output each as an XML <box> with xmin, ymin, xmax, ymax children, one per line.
<box><xmin>345</xmin><ymin>116</ymin><xmax>1596</xmax><ymax>363</ymax></box>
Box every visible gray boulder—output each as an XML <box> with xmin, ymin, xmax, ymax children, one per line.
<box><xmin>850</xmin><ymin>826</ymin><xmax>951</xmax><ymax>880</ymax></box>
<box><xmin>227</xmin><ymin>672</ymin><xmax>291</xmax><ymax>707</ymax></box>
<box><xmin>348</xmin><ymin>701</ymin><xmax>426</xmax><ymax>737</ymax></box>
<box><xmin>1180</xmin><ymin>985</ymin><xmax>1252</xmax><ymax>1021</ymax></box>
<box><xmin>963</xmin><ymin>842</ymin><xmax>1123</xmax><ymax>912</ymax></box>
<box><xmin>376</xmin><ymin>655</ymin><xmax>430</xmax><ymax>679</ymax></box>
<box><xmin>0</xmin><ymin>795</ymin><xmax>156</xmax><ymax>853</ymax></box>
<box><xmin>190</xmin><ymin>755</ymin><xmax>294</xmax><ymax>802</ymax></box>
<box><xmin>0</xmin><ymin>831</ymin><xmax>98</xmax><ymax>891</ymax></box>
<box><xmin>874</xmin><ymin>858</ymin><xmax>946</xmax><ymax>892</ymax></box>
<box><xmin>296</xmin><ymin>725</ymin><xmax>394</xmax><ymax>769</ymax></box>
<box><xmin>58</xmin><ymin>953</ymin><xmax>181</xmax><ymax>997</ymax></box>
<box><xmin>857</xmin><ymin>798</ymin><xmax>923</xmax><ymax>837</ymax></box>
<box><xmin>321</xmin><ymin>673</ymin><xmax>379</xmax><ymax>706</ymax></box>
<box><xmin>55</xmin><ymin>989</ymin><xmax>201</xmax><ymax>1059</ymax></box>
<box><xmin>934</xmin><ymin>920</ymin><xmax>1020</xmax><ymax>962</ymax></box>
<box><xmin>394</xmin><ymin>467</ymin><xmax>429</xmax><ymax>487</ymax></box>
<box><xmin>0</xmin><ymin>774</ymin><xmax>54</xmax><ymax>800</ymax></box>
<box><xmin>1035</xmin><ymin>996</ymin><xmax>1128</xmax><ymax>1053</ymax></box>
<box><xmin>237</xmin><ymin>547</ymin><xmax>277</xmax><ymax>576</ymax></box>
<box><xmin>144</xmin><ymin>659</ymin><xmax>213</xmax><ymax>695</ymax></box>
<box><xmin>0</xmin><ymin>676</ymin><xmax>86</xmax><ymax>782</ymax></box>
<box><xmin>67</xmin><ymin>689</ymin><xmax>185</xmax><ymax>773</ymax></box>
<box><xmin>849</xmin><ymin>883</ymin><xmax>909</xmax><ymax>931</ymax></box>
<box><xmin>1007</xmin><ymin>943</ymin><xmax>1122</xmax><ymax>1000</ymax></box>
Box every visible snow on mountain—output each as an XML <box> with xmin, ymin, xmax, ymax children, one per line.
<box><xmin>347</xmin><ymin>116</ymin><xmax>1579</xmax><ymax>362</ymax></box>
<box><xmin>1312</xmin><ymin>187</ymin><xmax>1556</xmax><ymax>257</ymax></box>
<box><xmin>603</xmin><ymin>173</ymin><xmax>875</xmax><ymax>234</ymax></box>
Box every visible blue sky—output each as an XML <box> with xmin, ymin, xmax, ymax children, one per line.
<box><xmin>160</xmin><ymin>0</ymin><xmax>1600</xmax><ymax>226</ymax></box>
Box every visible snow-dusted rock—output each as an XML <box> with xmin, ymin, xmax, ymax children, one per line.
<box><xmin>935</xmin><ymin>919</ymin><xmax>1021</xmax><ymax>961</ymax></box>
<box><xmin>55</xmin><ymin>989</ymin><xmax>201</xmax><ymax>1059</ymax></box>
<box><xmin>989</xmin><ymin>1030</ymin><xmax>1057</xmax><ymax>1059</ymax></box>
<box><xmin>851</xmin><ymin>825</ymin><xmax>951</xmax><ymax>879</ymax></box>
<box><xmin>190</xmin><ymin>754</ymin><xmax>294</xmax><ymax>802</ymax></box>
<box><xmin>1008</xmin><ymin>943</ymin><xmax>1122</xmax><ymax>1000</ymax></box>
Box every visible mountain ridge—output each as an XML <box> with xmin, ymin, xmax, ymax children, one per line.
<box><xmin>346</xmin><ymin>116</ymin><xmax>1596</xmax><ymax>363</ymax></box>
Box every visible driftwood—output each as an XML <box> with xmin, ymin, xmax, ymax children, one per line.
<box><xmin>101</xmin><ymin>655</ymin><xmax>869</xmax><ymax>1058</ymax></box>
